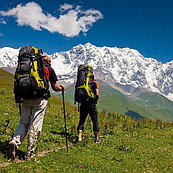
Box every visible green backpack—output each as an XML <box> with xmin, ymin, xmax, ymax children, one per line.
<box><xmin>14</xmin><ymin>45</ymin><xmax>47</xmax><ymax>103</ymax></box>
<box><xmin>75</xmin><ymin>64</ymin><xmax>95</xmax><ymax>103</ymax></box>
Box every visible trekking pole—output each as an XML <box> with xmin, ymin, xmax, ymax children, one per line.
<box><xmin>19</xmin><ymin>103</ymin><xmax>22</xmax><ymax>116</ymax></box>
<box><xmin>62</xmin><ymin>87</ymin><xmax>69</xmax><ymax>156</ymax></box>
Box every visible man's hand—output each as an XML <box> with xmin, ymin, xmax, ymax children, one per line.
<box><xmin>60</xmin><ymin>84</ymin><xmax>66</xmax><ymax>91</ymax></box>
<box><xmin>51</xmin><ymin>82</ymin><xmax>66</xmax><ymax>92</ymax></box>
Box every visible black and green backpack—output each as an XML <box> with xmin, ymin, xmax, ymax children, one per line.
<box><xmin>14</xmin><ymin>45</ymin><xmax>48</xmax><ymax>103</ymax></box>
<box><xmin>74</xmin><ymin>64</ymin><xmax>95</xmax><ymax>103</ymax></box>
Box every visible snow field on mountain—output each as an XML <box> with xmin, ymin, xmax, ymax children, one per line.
<box><xmin>0</xmin><ymin>43</ymin><xmax>173</xmax><ymax>101</ymax></box>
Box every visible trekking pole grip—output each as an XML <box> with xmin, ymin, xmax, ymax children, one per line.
<box><xmin>61</xmin><ymin>85</ymin><xmax>64</xmax><ymax>93</ymax></box>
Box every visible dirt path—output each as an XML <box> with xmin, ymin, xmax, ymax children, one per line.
<box><xmin>0</xmin><ymin>145</ymin><xmax>70</xmax><ymax>168</ymax></box>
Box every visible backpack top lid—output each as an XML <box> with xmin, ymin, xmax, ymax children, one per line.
<box><xmin>19</xmin><ymin>45</ymin><xmax>42</xmax><ymax>57</ymax></box>
<box><xmin>78</xmin><ymin>64</ymin><xmax>93</xmax><ymax>72</ymax></box>
<box><xmin>77</xmin><ymin>64</ymin><xmax>94</xmax><ymax>81</ymax></box>
<box><xmin>87</xmin><ymin>64</ymin><xmax>93</xmax><ymax>70</ymax></box>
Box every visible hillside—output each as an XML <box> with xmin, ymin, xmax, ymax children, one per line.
<box><xmin>53</xmin><ymin>81</ymin><xmax>173</xmax><ymax>121</ymax></box>
<box><xmin>1</xmin><ymin>45</ymin><xmax>173</xmax><ymax>121</ymax></box>
<box><xmin>0</xmin><ymin>68</ymin><xmax>173</xmax><ymax>172</ymax></box>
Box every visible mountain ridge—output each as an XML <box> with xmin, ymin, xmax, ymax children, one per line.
<box><xmin>51</xmin><ymin>43</ymin><xmax>173</xmax><ymax>101</ymax></box>
<box><xmin>0</xmin><ymin>43</ymin><xmax>173</xmax><ymax>101</ymax></box>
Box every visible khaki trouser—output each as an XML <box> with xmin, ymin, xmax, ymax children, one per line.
<box><xmin>12</xmin><ymin>98</ymin><xmax>48</xmax><ymax>156</ymax></box>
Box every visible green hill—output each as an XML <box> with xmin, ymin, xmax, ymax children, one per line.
<box><xmin>54</xmin><ymin>81</ymin><xmax>173</xmax><ymax>121</ymax></box>
<box><xmin>0</xmin><ymin>68</ymin><xmax>173</xmax><ymax>172</ymax></box>
<box><xmin>129</xmin><ymin>92</ymin><xmax>173</xmax><ymax>120</ymax></box>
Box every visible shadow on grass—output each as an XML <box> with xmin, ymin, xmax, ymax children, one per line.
<box><xmin>0</xmin><ymin>141</ymin><xmax>25</xmax><ymax>160</ymax></box>
<box><xmin>125</xmin><ymin>110</ymin><xmax>146</xmax><ymax>121</ymax></box>
<box><xmin>50</xmin><ymin>130</ymin><xmax>78</xmax><ymax>144</ymax></box>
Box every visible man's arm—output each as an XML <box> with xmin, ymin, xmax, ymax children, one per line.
<box><xmin>95</xmin><ymin>88</ymin><xmax>99</xmax><ymax>103</ymax></box>
<box><xmin>51</xmin><ymin>82</ymin><xmax>66</xmax><ymax>92</ymax></box>
<box><xmin>47</xmin><ymin>65</ymin><xmax>65</xmax><ymax>91</ymax></box>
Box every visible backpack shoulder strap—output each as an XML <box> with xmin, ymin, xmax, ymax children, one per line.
<box><xmin>45</xmin><ymin>66</ymin><xmax>50</xmax><ymax>80</ymax></box>
<box><xmin>93</xmin><ymin>80</ymin><xmax>99</xmax><ymax>89</ymax></box>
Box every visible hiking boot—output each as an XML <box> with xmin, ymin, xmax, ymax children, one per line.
<box><xmin>8</xmin><ymin>141</ymin><xmax>17</xmax><ymax>160</ymax></box>
<box><xmin>25</xmin><ymin>154</ymin><xmax>33</xmax><ymax>160</ymax></box>
<box><xmin>74</xmin><ymin>136</ymin><xmax>82</xmax><ymax>143</ymax></box>
<box><xmin>94</xmin><ymin>139</ymin><xmax>103</xmax><ymax>143</ymax></box>
<box><xmin>25</xmin><ymin>153</ymin><xmax>35</xmax><ymax>160</ymax></box>
<box><xmin>25</xmin><ymin>150</ymin><xmax>35</xmax><ymax>160</ymax></box>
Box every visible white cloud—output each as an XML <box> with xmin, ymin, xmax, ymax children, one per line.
<box><xmin>0</xmin><ymin>2</ymin><xmax>103</xmax><ymax>37</ymax></box>
<box><xmin>59</xmin><ymin>3</ymin><xmax>73</xmax><ymax>12</ymax></box>
<box><xmin>0</xmin><ymin>18</ymin><xmax>6</xmax><ymax>24</ymax></box>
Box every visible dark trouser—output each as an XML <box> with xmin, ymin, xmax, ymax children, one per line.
<box><xmin>77</xmin><ymin>103</ymin><xmax>99</xmax><ymax>132</ymax></box>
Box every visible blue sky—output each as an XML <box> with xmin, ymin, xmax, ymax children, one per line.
<box><xmin>0</xmin><ymin>0</ymin><xmax>172</xmax><ymax>63</ymax></box>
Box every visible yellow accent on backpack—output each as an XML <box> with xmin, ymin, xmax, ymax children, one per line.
<box><xmin>80</xmin><ymin>65</ymin><xmax>94</xmax><ymax>99</ymax></box>
<box><xmin>14</xmin><ymin>45</ymin><xmax>47</xmax><ymax>100</ymax></box>
<box><xmin>30</xmin><ymin>60</ymin><xmax>46</xmax><ymax>89</ymax></box>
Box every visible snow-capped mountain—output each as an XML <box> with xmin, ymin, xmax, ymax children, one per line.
<box><xmin>0</xmin><ymin>47</ymin><xmax>18</xmax><ymax>67</ymax></box>
<box><xmin>0</xmin><ymin>43</ymin><xmax>173</xmax><ymax>101</ymax></box>
<box><xmin>51</xmin><ymin>43</ymin><xmax>173</xmax><ymax>101</ymax></box>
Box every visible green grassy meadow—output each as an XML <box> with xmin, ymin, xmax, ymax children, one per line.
<box><xmin>0</xmin><ymin>68</ymin><xmax>173</xmax><ymax>172</ymax></box>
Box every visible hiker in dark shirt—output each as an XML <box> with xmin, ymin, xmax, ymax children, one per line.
<box><xmin>77</xmin><ymin>80</ymin><xmax>103</xmax><ymax>143</ymax></box>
